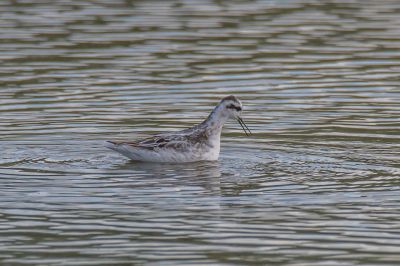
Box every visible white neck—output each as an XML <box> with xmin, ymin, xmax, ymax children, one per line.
<box><xmin>202</xmin><ymin>104</ymin><xmax>229</xmax><ymax>135</ymax></box>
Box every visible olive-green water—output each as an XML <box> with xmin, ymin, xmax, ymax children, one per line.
<box><xmin>1</xmin><ymin>0</ymin><xmax>400</xmax><ymax>265</ymax></box>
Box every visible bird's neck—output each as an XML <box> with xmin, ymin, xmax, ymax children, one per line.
<box><xmin>202</xmin><ymin>105</ymin><xmax>229</xmax><ymax>134</ymax></box>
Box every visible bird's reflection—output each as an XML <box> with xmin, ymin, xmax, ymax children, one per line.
<box><xmin>115</xmin><ymin>160</ymin><xmax>223</xmax><ymax>194</ymax></box>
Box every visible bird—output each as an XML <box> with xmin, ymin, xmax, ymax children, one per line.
<box><xmin>105</xmin><ymin>95</ymin><xmax>251</xmax><ymax>163</ymax></box>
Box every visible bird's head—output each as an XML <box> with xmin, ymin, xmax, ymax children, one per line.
<box><xmin>218</xmin><ymin>95</ymin><xmax>251</xmax><ymax>136</ymax></box>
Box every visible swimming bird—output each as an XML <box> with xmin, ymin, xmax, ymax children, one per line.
<box><xmin>106</xmin><ymin>95</ymin><xmax>251</xmax><ymax>163</ymax></box>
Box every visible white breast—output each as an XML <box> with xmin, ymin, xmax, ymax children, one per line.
<box><xmin>201</xmin><ymin>133</ymin><xmax>220</xmax><ymax>161</ymax></box>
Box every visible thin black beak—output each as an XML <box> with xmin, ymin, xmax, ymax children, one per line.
<box><xmin>237</xmin><ymin>116</ymin><xmax>252</xmax><ymax>136</ymax></box>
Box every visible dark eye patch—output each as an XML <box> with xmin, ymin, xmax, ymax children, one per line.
<box><xmin>226</xmin><ymin>104</ymin><xmax>242</xmax><ymax>111</ymax></box>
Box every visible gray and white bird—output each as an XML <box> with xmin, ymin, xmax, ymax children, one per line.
<box><xmin>106</xmin><ymin>95</ymin><xmax>251</xmax><ymax>163</ymax></box>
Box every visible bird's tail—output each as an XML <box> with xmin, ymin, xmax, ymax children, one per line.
<box><xmin>105</xmin><ymin>140</ymin><xmax>145</xmax><ymax>161</ymax></box>
<box><xmin>105</xmin><ymin>140</ymin><xmax>119</xmax><ymax>150</ymax></box>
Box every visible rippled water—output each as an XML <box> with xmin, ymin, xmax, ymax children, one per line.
<box><xmin>1</xmin><ymin>0</ymin><xmax>400</xmax><ymax>265</ymax></box>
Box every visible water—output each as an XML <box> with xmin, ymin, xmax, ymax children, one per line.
<box><xmin>1</xmin><ymin>0</ymin><xmax>400</xmax><ymax>265</ymax></box>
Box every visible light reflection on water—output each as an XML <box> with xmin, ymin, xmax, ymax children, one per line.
<box><xmin>1</xmin><ymin>0</ymin><xmax>400</xmax><ymax>265</ymax></box>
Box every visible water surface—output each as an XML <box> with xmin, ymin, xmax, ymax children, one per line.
<box><xmin>1</xmin><ymin>0</ymin><xmax>400</xmax><ymax>265</ymax></box>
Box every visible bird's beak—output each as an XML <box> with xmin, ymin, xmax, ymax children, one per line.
<box><xmin>236</xmin><ymin>116</ymin><xmax>252</xmax><ymax>136</ymax></box>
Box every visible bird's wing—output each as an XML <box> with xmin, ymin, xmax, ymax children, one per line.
<box><xmin>108</xmin><ymin>133</ymin><xmax>190</xmax><ymax>151</ymax></box>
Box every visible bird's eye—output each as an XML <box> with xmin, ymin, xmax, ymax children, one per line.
<box><xmin>227</xmin><ymin>104</ymin><xmax>242</xmax><ymax>111</ymax></box>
